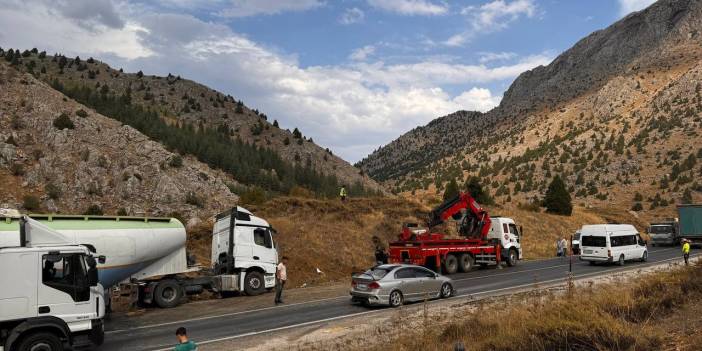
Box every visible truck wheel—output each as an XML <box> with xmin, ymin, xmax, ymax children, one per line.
<box><xmin>389</xmin><ymin>290</ymin><xmax>403</xmax><ymax>307</ymax></box>
<box><xmin>506</xmin><ymin>248</ymin><xmax>518</xmax><ymax>267</ymax></box>
<box><xmin>618</xmin><ymin>255</ymin><xmax>625</xmax><ymax>266</ymax></box>
<box><xmin>458</xmin><ymin>254</ymin><xmax>474</xmax><ymax>272</ymax></box>
<box><xmin>443</xmin><ymin>255</ymin><xmax>458</xmax><ymax>274</ymax></box>
<box><xmin>154</xmin><ymin>280</ymin><xmax>183</xmax><ymax>308</ymax></box>
<box><xmin>244</xmin><ymin>271</ymin><xmax>265</xmax><ymax>296</ymax></box>
<box><xmin>16</xmin><ymin>332</ymin><xmax>62</xmax><ymax>351</ymax></box>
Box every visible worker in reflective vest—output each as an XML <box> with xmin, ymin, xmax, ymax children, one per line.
<box><xmin>340</xmin><ymin>185</ymin><xmax>348</xmax><ymax>202</ymax></box>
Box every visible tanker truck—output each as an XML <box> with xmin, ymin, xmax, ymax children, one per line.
<box><xmin>0</xmin><ymin>207</ymin><xmax>278</xmax><ymax>309</ymax></box>
<box><xmin>1</xmin><ymin>214</ymin><xmax>106</xmax><ymax>351</ymax></box>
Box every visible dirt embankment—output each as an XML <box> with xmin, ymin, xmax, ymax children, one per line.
<box><xmin>186</xmin><ymin>196</ymin><xmax>652</xmax><ymax>289</ymax></box>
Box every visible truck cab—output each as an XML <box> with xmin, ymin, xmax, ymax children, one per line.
<box><xmin>211</xmin><ymin>207</ymin><xmax>278</xmax><ymax>295</ymax></box>
<box><xmin>1</xmin><ymin>217</ymin><xmax>105</xmax><ymax>351</ymax></box>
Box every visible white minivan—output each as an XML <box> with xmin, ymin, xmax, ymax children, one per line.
<box><xmin>579</xmin><ymin>224</ymin><xmax>648</xmax><ymax>265</ymax></box>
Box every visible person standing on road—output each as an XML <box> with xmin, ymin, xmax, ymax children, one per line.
<box><xmin>275</xmin><ymin>256</ymin><xmax>288</xmax><ymax>305</ymax></box>
<box><xmin>174</xmin><ymin>327</ymin><xmax>197</xmax><ymax>351</ymax></box>
<box><xmin>683</xmin><ymin>239</ymin><xmax>691</xmax><ymax>265</ymax></box>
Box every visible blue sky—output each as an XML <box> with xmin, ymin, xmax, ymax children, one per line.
<box><xmin>0</xmin><ymin>0</ymin><xmax>657</xmax><ymax>162</ymax></box>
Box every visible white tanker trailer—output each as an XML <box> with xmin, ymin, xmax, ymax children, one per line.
<box><xmin>0</xmin><ymin>207</ymin><xmax>278</xmax><ymax>308</ymax></box>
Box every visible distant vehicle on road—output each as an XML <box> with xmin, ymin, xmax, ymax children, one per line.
<box><xmin>571</xmin><ymin>230</ymin><xmax>581</xmax><ymax>255</ymax></box>
<box><xmin>350</xmin><ymin>264</ymin><xmax>453</xmax><ymax>307</ymax></box>
<box><xmin>579</xmin><ymin>224</ymin><xmax>648</xmax><ymax>266</ymax></box>
<box><xmin>678</xmin><ymin>205</ymin><xmax>702</xmax><ymax>246</ymax></box>
<box><xmin>647</xmin><ymin>218</ymin><xmax>679</xmax><ymax>246</ymax></box>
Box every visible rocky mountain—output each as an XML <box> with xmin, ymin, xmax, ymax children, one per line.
<box><xmin>4</xmin><ymin>49</ymin><xmax>383</xmax><ymax>195</ymax></box>
<box><xmin>358</xmin><ymin>0</ymin><xmax>702</xmax><ymax>218</ymax></box>
<box><xmin>0</xmin><ymin>61</ymin><xmax>237</xmax><ymax>219</ymax></box>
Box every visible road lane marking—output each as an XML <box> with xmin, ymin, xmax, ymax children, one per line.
<box><xmin>107</xmin><ymin>246</ymin><xmax>680</xmax><ymax>335</ymax></box>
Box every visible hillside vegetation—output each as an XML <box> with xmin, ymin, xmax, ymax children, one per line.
<box><xmin>358</xmin><ymin>0</ymin><xmax>702</xmax><ymax>223</ymax></box>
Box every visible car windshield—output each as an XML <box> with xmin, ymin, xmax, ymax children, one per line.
<box><xmin>649</xmin><ymin>225</ymin><xmax>672</xmax><ymax>234</ymax></box>
<box><xmin>581</xmin><ymin>235</ymin><xmax>606</xmax><ymax>247</ymax></box>
<box><xmin>363</xmin><ymin>267</ymin><xmax>392</xmax><ymax>280</ymax></box>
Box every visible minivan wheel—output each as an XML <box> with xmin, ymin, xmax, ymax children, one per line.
<box><xmin>641</xmin><ymin>251</ymin><xmax>648</xmax><ymax>262</ymax></box>
<box><xmin>389</xmin><ymin>290</ymin><xmax>403</xmax><ymax>307</ymax></box>
<box><xmin>440</xmin><ymin>283</ymin><xmax>453</xmax><ymax>298</ymax></box>
<box><xmin>618</xmin><ymin>255</ymin><xmax>625</xmax><ymax>266</ymax></box>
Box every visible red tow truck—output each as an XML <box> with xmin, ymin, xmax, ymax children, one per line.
<box><xmin>388</xmin><ymin>193</ymin><xmax>523</xmax><ymax>274</ymax></box>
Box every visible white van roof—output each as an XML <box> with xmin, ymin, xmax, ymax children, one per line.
<box><xmin>581</xmin><ymin>224</ymin><xmax>637</xmax><ymax>235</ymax></box>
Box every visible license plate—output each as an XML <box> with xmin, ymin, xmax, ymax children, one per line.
<box><xmin>357</xmin><ymin>284</ymin><xmax>368</xmax><ymax>290</ymax></box>
<box><xmin>584</xmin><ymin>250</ymin><xmax>593</xmax><ymax>254</ymax></box>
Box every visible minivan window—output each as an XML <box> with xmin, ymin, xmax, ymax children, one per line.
<box><xmin>581</xmin><ymin>235</ymin><xmax>606</xmax><ymax>247</ymax></box>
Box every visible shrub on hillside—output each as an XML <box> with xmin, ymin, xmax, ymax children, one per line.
<box><xmin>544</xmin><ymin>175</ymin><xmax>573</xmax><ymax>216</ymax></box>
<box><xmin>22</xmin><ymin>195</ymin><xmax>40</xmax><ymax>211</ymax></box>
<box><xmin>53</xmin><ymin>113</ymin><xmax>75</xmax><ymax>130</ymax></box>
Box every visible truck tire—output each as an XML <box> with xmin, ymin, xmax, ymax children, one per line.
<box><xmin>154</xmin><ymin>280</ymin><xmax>183</xmax><ymax>308</ymax></box>
<box><xmin>16</xmin><ymin>332</ymin><xmax>62</xmax><ymax>351</ymax></box>
<box><xmin>244</xmin><ymin>271</ymin><xmax>265</xmax><ymax>296</ymax></box>
<box><xmin>506</xmin><ymin>248</ymin><xmax>518</xmax><ymax>267</ymax></box>
<box><xmin>458</xmin><ymin>253</ymin><xmax>474</xmax><ymax>272</ymax></box>
<box><xmin>443</xmin><ymin>254</ymin><xmax>458</xmax><ymax>274</ymax></box>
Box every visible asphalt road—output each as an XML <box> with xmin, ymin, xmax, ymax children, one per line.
<box><xmin>100</xmin><ymin>246</ymin><xmax>691</xmax><ymax>351</ymax></box>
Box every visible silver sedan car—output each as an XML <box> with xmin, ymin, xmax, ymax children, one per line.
<box><xmin>350</xmin><ymin>264</ymin><xmax>454</xmax><ymax>307</ymax></box>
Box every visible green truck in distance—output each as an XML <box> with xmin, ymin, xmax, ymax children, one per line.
<box><xmin>678</xmin><ymin>205</ymin><xmax>702</xmax><ymax>246</ymax></box>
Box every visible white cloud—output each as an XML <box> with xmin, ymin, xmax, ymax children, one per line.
<box><xmin>0</xmin><ymin>1</ymin><xmax>550</xmax><ymax>162</ymax></box>
<box><xmin>367</xmin><ymin>0</ymin><xmax>448</xmax><ymax>16</ymax></box>
<box><xmin>478</xmin><ymin>51</ymin><xmax>517</xmax><ymax>63</ymax></box>
<box><xmin>216</xmin><ymin>0</ymin><xmax>324</xmax><ymax>18</ymax></box>
<box><xmin>445</xmin><ymin>0</ymin><xmax>536</xmax><ymax>47</ymax></box>
<box><xmin>452</xmin><ymin>88</ymin><xmax>501</xmax><ymax>112</ymax></box>
<box><xmin>349</xmin><ymin>45</ymin><xmax>375</xmax><ymax>61</ymax></box>
<box><xmin>339</xmin><ymin>7</ymin><xmax>365</xmax><ymax>24</ymax></box>
<box><xmin>618</xmin><ymin>0</ymin><xmax>656</xmax><ymax>17</ymax></box>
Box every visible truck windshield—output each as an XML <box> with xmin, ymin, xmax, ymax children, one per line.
<box><xmin>649</xmin><ymin>225</ymin><xmax>672</xmax><ymax>234</ymax></box>
<box><xmin>581</xmin><ymin>235</ymin><xmax>606</xmax><ymax>247</ymax></box>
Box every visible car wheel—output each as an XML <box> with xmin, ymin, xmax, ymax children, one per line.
<box><xmin>618</xmin><ymin>255</ymin><xmax>625</xmax><ymax>266</ymax></box>
<box><xmin>506</xmin><ymin>248</ymin><xmax>518</xmax><ymax>267</ymax></box>
<box><xmin>641</xmin><ymin>251</ymin><xmax>648</xmax><ymax>262</ymax></box>
<box><xmin>244</xmin><ymin>271</ymin><xmax>266</xmax><ymax>296</ymax></box>
<box><xmin>17</xmin><ymin>332</ymin><xmax>62</xmax><ymax>351</ymax></box>
<box><xmin>154</xmin><ymin>280</ymin><xmax>183</xmax><ymax>308</ymax></box>
<box><xmin>443</xmin><ymin>254</ymin><xmax>458</xmax><ymax>274</ymax></box>
<box><xmin>389</xmin><ymin>290</ymin><xmax>403</xmax><ymax>307</ymax></box>
<box><xmin>440</xmin><ymin>283</ymin><xmax>453</xmax><ymax>298</ymax></box>
<box><xmin>458</xmin><ymin>254</ymin><xmax>474</xmax><ymax>272</ymax></box>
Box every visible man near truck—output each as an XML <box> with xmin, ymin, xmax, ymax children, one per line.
<box><xmin>683</xmin><ymin>239</ymin><xmax>691</xmax><ymax>265</ymax></box>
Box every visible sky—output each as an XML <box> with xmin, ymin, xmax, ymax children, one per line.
<box><xmin>0</xmin><ymin>0</ymin><xmax>658</xmax><ymax>162</ymax></box>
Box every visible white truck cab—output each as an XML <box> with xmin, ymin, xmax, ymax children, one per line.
<box><xmin>487</xmin><ymin>217</ymin><xmax>523</xmax><ymax>263</ymax></box>
<box><xmin>579</xmin><ymin>224</ymin><xmax>648</xmax><ymax>265</ymax></box>
<box><xmin>1</xmin><ymin>216</ymin><xmax>105</xmax><ymax>351</ymax></box>
<box><xmin>211</xmin><ymin>207</ymin><xmax>278</xmax><ymax>295</ymax></box>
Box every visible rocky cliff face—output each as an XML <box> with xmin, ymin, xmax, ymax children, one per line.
<box><xmin>358</xmin><ymin>0</ymin><xmax>702</xmax><ymax>216</ymax></box>
<box><xmin>0</xmin><ymin>61</ymin><xmax>238</xmax><ymax>219</ymax></box>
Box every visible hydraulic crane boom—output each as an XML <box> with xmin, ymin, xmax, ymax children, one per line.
<box><xmin>427</xmin><ymin>192</ymin><xmax>492</xmax><ymax>240</ymax></box>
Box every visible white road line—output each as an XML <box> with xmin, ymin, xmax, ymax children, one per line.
<box><xmin>107</xmin><ymin>246</ymin><xmax>680</xmax><ymax>335</ymax></box>
<box><xmin>144</xmin><ymin>253</ymin><xmax>695</xmax><ymax>351</ymax></box>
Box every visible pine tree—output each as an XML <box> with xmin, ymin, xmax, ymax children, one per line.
<box><xmin>465</xmin><ymin>177</ymin><xmax>493</xmax><ymax>205</ymax></box>
<box><xmin>443</xmin><ymin>178</ymin><xmax>459</xmax><ymax>201</ymax></box>
<box><xmin>544</xmin><ymin>175</ymin><xmax>573</xmax><ymax>216</ymax></box>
